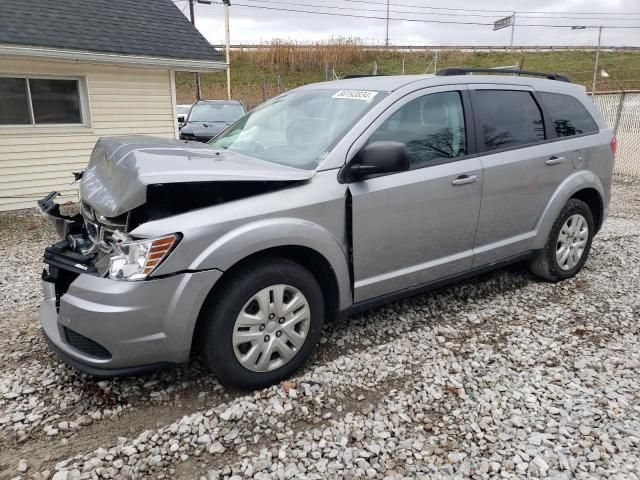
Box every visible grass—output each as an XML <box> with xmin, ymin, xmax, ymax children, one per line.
<box><xmin>175</xmin><ymin>39</ymin><xmax>640</xmax><ymax>107</ymax></box>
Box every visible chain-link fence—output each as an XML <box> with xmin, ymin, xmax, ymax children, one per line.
<box><xmin>592</xmin><ymin>91</ymin><xmax>640</xmax><ymax>178</ymax></box>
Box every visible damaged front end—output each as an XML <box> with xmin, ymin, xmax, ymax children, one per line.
<box><xmin>39</xmin><ymin>191</ymin><xmax>127</xmax><ymax>281</ymax></box>
<box><xmin>38</xmin><ymin>136</ymin><xmax>314</xmax><ymax>292</ymax></box>
<box><xmin>38</xmin><ymin>191</ymin><xmax>124</xmax><ymax>314</ymax></box>
<box><xmin>39</xmin><ymin>190</ymin><xmax>182</xmax><ymax>295</ymax></box>
<box><xmin>36</xmin><ymin>135</ymin><xmax>316</xmax><ymax>375</ymax></box>
<box><xmin>37</xmin><ymin>187</ymin><xmax>215</xmax><ymax>374</ymax></box>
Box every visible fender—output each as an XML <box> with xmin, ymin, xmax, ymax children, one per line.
<box><xmin>533</xmin><ymin>170</ymin><xmax>605</xmax><ymax>250</ymax></box>
<box><xmin>187</xmin><ymin>218</ymin><xmax>353</xmax><ymax>310</ymax></box>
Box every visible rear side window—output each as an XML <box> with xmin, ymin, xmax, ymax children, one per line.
<box><xmin>472</xmin><ymin>90</ymin><xmax>545</xmax><ymax>152</ymax></box>
<box><xmin>539</xmin><ymin>92</ymin><xmax>599</xmax><ymax>137</ymax></box>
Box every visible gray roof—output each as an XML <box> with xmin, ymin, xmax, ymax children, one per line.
<box><xmin>0</xmin><ymin>0</ymin><xmax>223</xmax><ymax>62</ymax></box>
<box><xmin>302</xmin><ymin>73</ymin><xmax>583</xmax><ymax>94</ymax></box>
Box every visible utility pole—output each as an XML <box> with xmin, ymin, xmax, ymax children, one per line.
<box><xmin>385</xmin><ymin>0</ymin><xmax>390</xmax><ymax>47</ymax></box>
<box><xmin>223</xmin><ymin>0</ymin><xmax>231</xmax><ymax>100</ymax></box>
<box><xmin>188</xmin><ymin>0</ymin><xmax>202</xmax><ymax>100</ymax></box>
<box><xmin>509</xmin><ymin>12</ymin><xmax>516</xmax><ymax>49</ymax></box>
<box><xmin>592</xmin><ymin>26</ymin><xmax>603</xmax><ymax>97</ymax></box>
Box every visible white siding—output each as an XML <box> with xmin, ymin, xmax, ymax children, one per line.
<box><xmin>0</xmin><ymin>57</ymin><xmax>176</xmax><ymax>211</ymax></box>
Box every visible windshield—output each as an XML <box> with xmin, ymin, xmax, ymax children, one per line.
<box><xmin>209</xmin><ymin>88</ymin><xmax>386</xmax><ymax>170</ymax></box>
<box><xmin>188</xmin><ymin>103</ymin><xmax>245</xmax><ymax>123</ymax></box>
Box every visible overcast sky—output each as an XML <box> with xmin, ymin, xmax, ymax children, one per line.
<box><xmin>175</xmin><ymin>0</ymin><xmax>640</xmax><ymax>46</ymax></box>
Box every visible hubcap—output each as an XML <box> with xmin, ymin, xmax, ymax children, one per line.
<box><xmin>556</xmin><ymin>214</ymin><xmax>589</xmax><ymax>271</ymax></box>
<box><xmin>232</xmin><ymin>284</ymin><xmax>310</xmax><ymax>372</ymax></box>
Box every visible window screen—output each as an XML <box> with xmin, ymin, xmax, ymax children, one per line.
<box><xmin>29</xmin><ymin>79</ymin><xmax>82</xmax><ymax>124</ymax></box>
<box><xmin>368</xmin><ymin>91</ymin><xmax>467</xmax><ymax>169</ymax></box>
<box><xmin>0</xmin><ymin>77</ymin><xmax>83</xmax><ymax>125</ymax></box>
<box><xmin>539</xmin><ymin>92</ymin><xmax>598</xmax><ymax>137</ymax></box>
<box><xmin>473</xmin><ymin>90</ymin><xmax>545</xmax><ymax>152</ymax></box>
<box><xmin>0</xmin><ymin>78</ymin><xmax>31</xmax><ymax>125</ymax></box>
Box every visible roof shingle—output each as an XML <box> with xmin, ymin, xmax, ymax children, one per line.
<box><xmin>0</xmin><ymin>0</ymin><xmax>223</xmax><ymax>62</ymax></box>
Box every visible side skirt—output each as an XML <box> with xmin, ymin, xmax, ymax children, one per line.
<box><xmin>343</xmin><ymin>250</ymin><xmax>538</xmax><ymax>317</ymax></box>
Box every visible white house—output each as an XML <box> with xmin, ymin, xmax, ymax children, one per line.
<box><xmin>0</xmin><ymin>0</ymin><xmax>225</xmax><ymax>211</ymax></box>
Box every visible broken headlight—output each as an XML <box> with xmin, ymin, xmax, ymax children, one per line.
<box><xmin>108</xmin><ymin>233</ymin><xmax>178</xmax><ymax>281</ymax></box>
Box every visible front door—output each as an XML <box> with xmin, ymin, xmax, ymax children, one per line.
<box><xmin>348</xmin><ymin>87</ymin><xmax>483</xmax><ymax>302</ymax></box>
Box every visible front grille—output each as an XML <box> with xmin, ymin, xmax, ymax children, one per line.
<box><xmin>63</xmin><ymin>327</ymin><xmax>111</xmax><ymax>360</ymax></box>
<box><xmin>81</xmin><ymin>202</ymin><xmax>127</xmax><ymax>252</ymax></box>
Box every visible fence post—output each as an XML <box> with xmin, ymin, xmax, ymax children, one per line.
<box><xmin>324</xmin><ymin>64</ymin><xmax>329</xmax><ymax>81</ymax></box>
<box><xmin>613</xmin><ymin>91</ymin><xmax>626</xmax><ymax>137</ymax></box>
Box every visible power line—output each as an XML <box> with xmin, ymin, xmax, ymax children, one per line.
<box><xmin>174</xmin><ymin>0</ymin><xmax>640</xmax><ymax>22</ymax></box>
<box><xmin>339</xmin><ymin>0</ymin><xmax>640</xmax><ymax>16</ymax></box>
<box><xmin>520</xmin><ymin>15</ymin><xmax>640</xmax><ymax>21</ymax></box>
<box><xmin>239</xmin><ymin>0</ymin><xmax>640</xmax><ymax>20</ymax></box>
<box><xmin>231</xmin><ymin>3</ymin><xmax>494</xmax><ymax>25</ymax></box>
<box><xmin>238</xmin><ymin>0</ymin><xmax>498</xmax><ymax>17</ymax></box>
<box><xmin>201</xmin><ymin>1</ymin><xmax>640</xmax><ymax>28</ymax></box>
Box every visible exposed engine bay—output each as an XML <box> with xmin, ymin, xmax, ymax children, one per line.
<box><xmin>39</xmin><ymin>179</ymin><xmax>304</xmax><ymax>279</ymax></box>
<box><xmin>38</xmin><ymin>135</ymin><xmax>315</xmax><ymax>301</ymax></box>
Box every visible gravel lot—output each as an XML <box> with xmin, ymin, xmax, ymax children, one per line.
<box><xmin>1</xmin><ymin>178</ymin><xmax>639</xmax><ymax>480</ymax></box>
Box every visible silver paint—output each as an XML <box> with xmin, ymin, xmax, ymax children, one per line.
<box><xmin>41</xmin><ymin>73</ymin><xmax>614</xmax><ymax>374</ymax></box>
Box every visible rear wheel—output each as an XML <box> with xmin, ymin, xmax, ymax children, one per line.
<box><xmin>530</xmin><ymin>198</ymin><xmax>594</xmax><ymax>282</ymax></box>
<box><xmin>198</xmin><ymin>257</ymin><xmax>324</xmax><ymax>389</ymax></box>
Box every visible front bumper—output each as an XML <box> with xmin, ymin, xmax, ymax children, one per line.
<box><xmin>40</xmin><ymin>268</ymin><xmax>223</xmax><ymax>376</ymax></box>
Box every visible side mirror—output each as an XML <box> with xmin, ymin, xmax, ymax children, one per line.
<box><xmin>347</xmin><ymin>141</ymin><xmax>410</xmax><ymax>181</ymax></box>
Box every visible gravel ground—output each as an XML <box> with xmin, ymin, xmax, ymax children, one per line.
<box><xmin>0</xmin><ymin>178</ymin><xmax>639</xmax><ymax>480</ymax></box>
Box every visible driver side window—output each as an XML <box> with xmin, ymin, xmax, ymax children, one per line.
<box><xmin>369</xmin><ymin>91</ymin><xmax>467</xmax><ymax>169</ymax></box>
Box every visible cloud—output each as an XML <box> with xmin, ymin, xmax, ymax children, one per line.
<box><xmin>186</xmin><ymin>0</ymin><xmax>639</xmax><ymax>46</ymax></box>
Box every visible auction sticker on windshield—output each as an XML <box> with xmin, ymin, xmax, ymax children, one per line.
<box><xmin>332</xmin><ymin>90</ymin><xmax>378</xmax><ymax>102</ymax></box>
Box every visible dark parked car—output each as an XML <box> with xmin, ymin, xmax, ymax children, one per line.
<box><xmin>179</xmin><ymin>100</ymin><xmax>246</xmax><ymax>142</ymax></box>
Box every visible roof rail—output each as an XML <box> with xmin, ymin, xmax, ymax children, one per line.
<box><xmin>342</xmin><ymin>74</ymin><xmax>388</xmax><ymax>79</ymax></box>
<box><xmin>435</xmin><ymin>67</ymin><xmax>571</xmax><ymax>82</ymax></box>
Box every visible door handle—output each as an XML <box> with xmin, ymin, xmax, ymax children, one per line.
<box><xmin>451</xmin><ymin>174</ymin><xmax>478</xmax><ymax>186</ymax></box>
<box><xmin>545</xmin><ymin>156</ymin><xmax>565</xmax><ymax>166</ymax></box>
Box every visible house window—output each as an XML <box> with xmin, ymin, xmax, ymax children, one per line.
<box><xmin>0</xmin><ymin>76</ymin><xmax>84</xmax><ymax>126</ymax></box>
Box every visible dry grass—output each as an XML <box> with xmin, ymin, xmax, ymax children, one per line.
<box><xmin>241</xmin><ymin>37</ymin><xmax>371</xmax><ymax>71</ymax></box>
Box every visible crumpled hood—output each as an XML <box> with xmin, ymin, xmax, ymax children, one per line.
<box><xmin>180</xmin><ymin>121</ymin><xmax>231</xmax><ymax>138</ymax></box>
<box><xmin>80</xmin><ymin>136</ymin><xmax>314</xmax><ymax>218</ymax></box>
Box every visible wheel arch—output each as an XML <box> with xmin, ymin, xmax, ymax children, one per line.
<box><xmin>534</xmin><ymin>171</ymin><xmax>606</xmax><ymax>250</ymax></box>
<box><xmin>570</xmin><ymin>187</ymin><xmax>604</xmax><ymax>233</ymax></box>
<box><xmin>190</xmin><ymin>244</ymin><xmax>345</xmax><ymax>355</ymax></box>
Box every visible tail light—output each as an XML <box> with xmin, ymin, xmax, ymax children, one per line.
<box><xmin>610</xmin><ymin>137</ymin><xmax>617</xmax><ymax>156</ymax></box>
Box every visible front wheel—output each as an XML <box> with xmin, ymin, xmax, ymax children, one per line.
<box><xmin>530</xmin><ymin>198</ymin><xmax>594</xmax><ymax>282</ymax></box>
<box><xmin>198</xmin><ymin>257</ymin><xmax>324</xmax><ymax>389</ymax></box>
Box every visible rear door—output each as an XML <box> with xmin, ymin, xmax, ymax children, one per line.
<box><xmin>537</xmin><ymin>91</ymin><xmax>600</xmax><ymax>173</ymax></box>
<box><xmin>348</xmin><ymin>86</ymin><xmax>483</xmax><ymax>302</ymax></box>
<box><xmin>469</xmin><ymin>85</ymin><xmax>573</xmax><ymax>266</ymax></box>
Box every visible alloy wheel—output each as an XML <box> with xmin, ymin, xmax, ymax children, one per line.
<box><xmin>556</xmin><ymin>213</ymin><xmax>589</xmax><ymax>271</ymax></box>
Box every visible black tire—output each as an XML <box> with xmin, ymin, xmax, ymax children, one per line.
<box><xmin>530</xmin><ymin>198</ymin><xmax>594</xmax><ymax>282</ymax></box>
<box><xmin>197</xmin><ymin>257</ymin><xmax>324</xmax><ymax>389</ymax></box>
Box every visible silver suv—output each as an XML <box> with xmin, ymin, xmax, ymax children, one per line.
<box><xmin>39</xmin><ymin>69</ymin><xmax>615</xmax><ymax>389</ymax></box>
